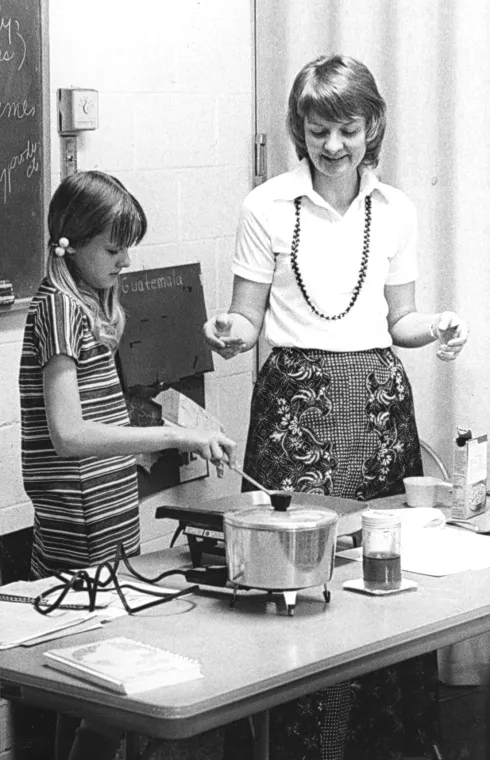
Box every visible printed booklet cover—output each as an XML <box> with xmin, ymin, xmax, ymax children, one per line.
<box><xmin>44</xmin><ymin>635</ymin><xmax>202</xmax><ymax>694</ymax></box>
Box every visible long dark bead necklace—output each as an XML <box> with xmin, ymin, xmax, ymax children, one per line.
<box><xmin>290</xmin><ymin>194</ymin><xmax>372</xmax><ymax>321</ymax></box>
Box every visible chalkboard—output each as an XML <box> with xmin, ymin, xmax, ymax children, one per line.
<box><xmin>0</xmin><ymin>0</ymin><xmax>49</xmax><ymax>302</ymax></box>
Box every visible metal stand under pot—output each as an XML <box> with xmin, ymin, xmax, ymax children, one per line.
<box><xmin>228</xmin><ymin>582</ymin><xmax>331</xmax><ymax>617</ymax></box>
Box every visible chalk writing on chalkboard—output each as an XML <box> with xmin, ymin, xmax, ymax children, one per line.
<box><xmin>0</xmin><ymin>0</ymin><xmax>47</xmax><ymax>302</ymax></box>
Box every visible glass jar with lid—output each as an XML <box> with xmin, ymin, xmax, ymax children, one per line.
<box><xmin>361</xmin><ymin>510</ymin><xmax>402</xmax><ymax>591</ymax></box>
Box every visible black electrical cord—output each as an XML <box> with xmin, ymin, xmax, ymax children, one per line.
<box><xmin>112</xmin><ymin>541</ymin><xmax>189</xmax><ymax>584</ymax></box>
<box><xmin>33</xmin><ymin>542</ymin><xmax>197</xmax><ymax>616</ymax></box>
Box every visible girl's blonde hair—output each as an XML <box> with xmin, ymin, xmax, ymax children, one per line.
<box><xmin>47</xmin><ymin>171</ymin><xmax>147</xmax><ymax>351</ymax></box>
<box><xmin>287</xmin><ymin>54</ymin><xmax>387</xmax><ymax>168</ymax></box>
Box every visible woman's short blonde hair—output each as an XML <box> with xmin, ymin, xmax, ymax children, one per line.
<box><xmin>287</xmin><ymin>54</ymin><xmax>387</xmax><ymax>168</ymax></box>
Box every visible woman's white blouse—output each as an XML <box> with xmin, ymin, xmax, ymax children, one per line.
<box><xmin>232</xmin><ymin>159</ymin><xmax>419</xmax><ymax>352</ymax></box>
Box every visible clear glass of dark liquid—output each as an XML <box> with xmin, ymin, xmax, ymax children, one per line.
<box><xmin>362</xmin><ymin>510</ymin><xmax>402</xmax><ymax>591</ymax></box>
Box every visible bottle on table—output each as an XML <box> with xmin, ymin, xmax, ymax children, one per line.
<box><xmin>362</xmin><ymin>510</ymin><xmax>402</xmax><ymax>591</ymax></box>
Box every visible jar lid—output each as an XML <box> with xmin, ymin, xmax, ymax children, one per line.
<box><xmin>224</xmin><ymin>506</ymin><xmax>338</xmax><ymax>531</ymax></box>
<box><xmin>361</xmin><ymin>509</ymin><xmax>401</xmax><ymax>529</ymax></box>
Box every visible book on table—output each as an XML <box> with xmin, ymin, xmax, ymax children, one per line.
<box><xmin>43</xmin><ymin>636</ymin><xmax>202</xmax><ymax>694</ymax></box>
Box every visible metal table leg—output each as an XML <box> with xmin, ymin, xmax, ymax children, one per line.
<box><xmin>124</xmin><ymin>732</ymin><xmax>161</xmax><ymax>760</ymax></box>
<box><xmin>253</xmin><ymin>709</ymin><xmax>270</xmax><ymax>760</ymax></box>
<box><xmin>124</xmin><ymin>731</ymin><xmax>139</xmax><ymax>760</ymax></box>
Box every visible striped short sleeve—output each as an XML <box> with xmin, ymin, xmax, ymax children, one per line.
<box><xmin>33</xmin><ymin>290</ymin><xmax>85</xmax><ymax>367</ymax></box>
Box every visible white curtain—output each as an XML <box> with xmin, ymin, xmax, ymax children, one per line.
<box><xmin>256</xmin><ymin>0</ymin><xmax>490</xmax><ymax>473</ymax></box>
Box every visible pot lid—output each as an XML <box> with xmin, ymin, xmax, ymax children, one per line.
<box><xmin>224</xmin><ymin>506</ymin><xmax>338</xmax><ymax>531</ymax></box>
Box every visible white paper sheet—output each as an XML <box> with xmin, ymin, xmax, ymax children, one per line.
<box><xmin>0</xmin><ymin>603</ymin><xmax>96</xmax><ymax>649</ymax></box>
<box><xmin>338</xmin><ymin>525</ymin><xmax>490</xmax><ymax>576</ymax></box>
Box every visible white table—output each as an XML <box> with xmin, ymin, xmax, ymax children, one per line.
<box><xmin>2</xmin><ymin>495</ymin><xmax>490</xmax><ymax>759</ymax></box>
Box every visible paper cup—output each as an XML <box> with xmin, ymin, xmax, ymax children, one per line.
<box><xmin>403</xmin><ymin>476</ymin><xmax>452</xmax><ymax>508</ymax></box>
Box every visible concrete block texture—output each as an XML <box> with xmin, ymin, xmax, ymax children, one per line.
<box><xmin>0</xmin><ymin>0</ymin><xmax>254</xmax><ymax>537</ymax></box>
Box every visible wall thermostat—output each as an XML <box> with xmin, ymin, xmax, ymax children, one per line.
<box><xmin>57</xmin><ymin>88</ymin><xmax>99</xmax><ymax>179</ymax></box>
<box><xmin>58</xmin><ymin>88</ymin><xmax>99</xmax><ymax>133</ymax></box>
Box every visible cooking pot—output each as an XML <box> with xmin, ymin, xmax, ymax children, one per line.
<box><xmin>223</xmin><ymin>499</ymin><xmax>338</xmax><ymax>592</ymax></box>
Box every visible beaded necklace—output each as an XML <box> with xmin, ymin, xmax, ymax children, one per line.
<box><xmin>290</xmin><ymin>194</ymin><xmax>372</xmax><ymax>321</ymax></box>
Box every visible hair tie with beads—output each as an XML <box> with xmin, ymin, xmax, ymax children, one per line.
<box><xmin>54</xmin><ymin>237</ymin><xmax>71</xmax><ymax>257</ymax></box>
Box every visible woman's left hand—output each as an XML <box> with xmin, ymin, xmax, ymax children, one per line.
<box><xmin>432</xmin><ymin>311</ymin><xmax>469</xmax><ymax>362</ymax></box>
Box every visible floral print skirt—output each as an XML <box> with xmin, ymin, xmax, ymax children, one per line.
<box><xmin>222</xmin><ymin>347</ymin><xmax>439</xmax><ymax>760</ymax></box>
<box><xmin>242</xmin><ymin>346</ymin><xmax>423</xmax><ymax>501</ymax></box>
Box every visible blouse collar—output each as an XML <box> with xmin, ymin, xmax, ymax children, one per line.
<box><xmin>279</xmin><ymin>158</ymin><xmax>389</xmax><ymax>208</ymax></box>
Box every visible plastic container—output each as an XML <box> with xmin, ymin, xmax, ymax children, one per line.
<box><xmin>362</xmin><ymin>510</ymin><xmax>402</xmax><ymax>591</ymax></box>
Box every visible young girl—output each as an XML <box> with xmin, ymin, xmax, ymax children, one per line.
<box><xmin>18</xmin><ymin>170</ymin><xmax>236</xmax><ymax>760</ymax></box>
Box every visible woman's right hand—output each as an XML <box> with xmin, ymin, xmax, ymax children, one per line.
<box><xmin>202</xmin><ymin>313</ymin><xmax>247</xmax><ymax>360</ymax></box>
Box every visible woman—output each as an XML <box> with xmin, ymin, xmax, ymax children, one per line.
<box><xmin>204</xmin><ymin>55</ymin><xmax>468</xmax><ymax>760</ymax></box>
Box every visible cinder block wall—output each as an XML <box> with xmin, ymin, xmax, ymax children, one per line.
<box><xmin>0</xmin><ymin>0</ymin><xmax>254</xmax><ymax>555</ymax></box>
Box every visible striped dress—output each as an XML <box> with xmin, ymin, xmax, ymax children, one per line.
<box><xmin>19</xmin><ymin>279</ymin><xmax>140</xmax><ymax>579</ymax></box>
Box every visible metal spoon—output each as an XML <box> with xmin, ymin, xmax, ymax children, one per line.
<box><xmin>230</xmin><ymin>465</ymin><xmax>292</xmax><ymax>510</ymax></box>
<box><xmin>231</xmin><ymin>464</ymin><xmax>273</xmax><ymax>496</ymax></box>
